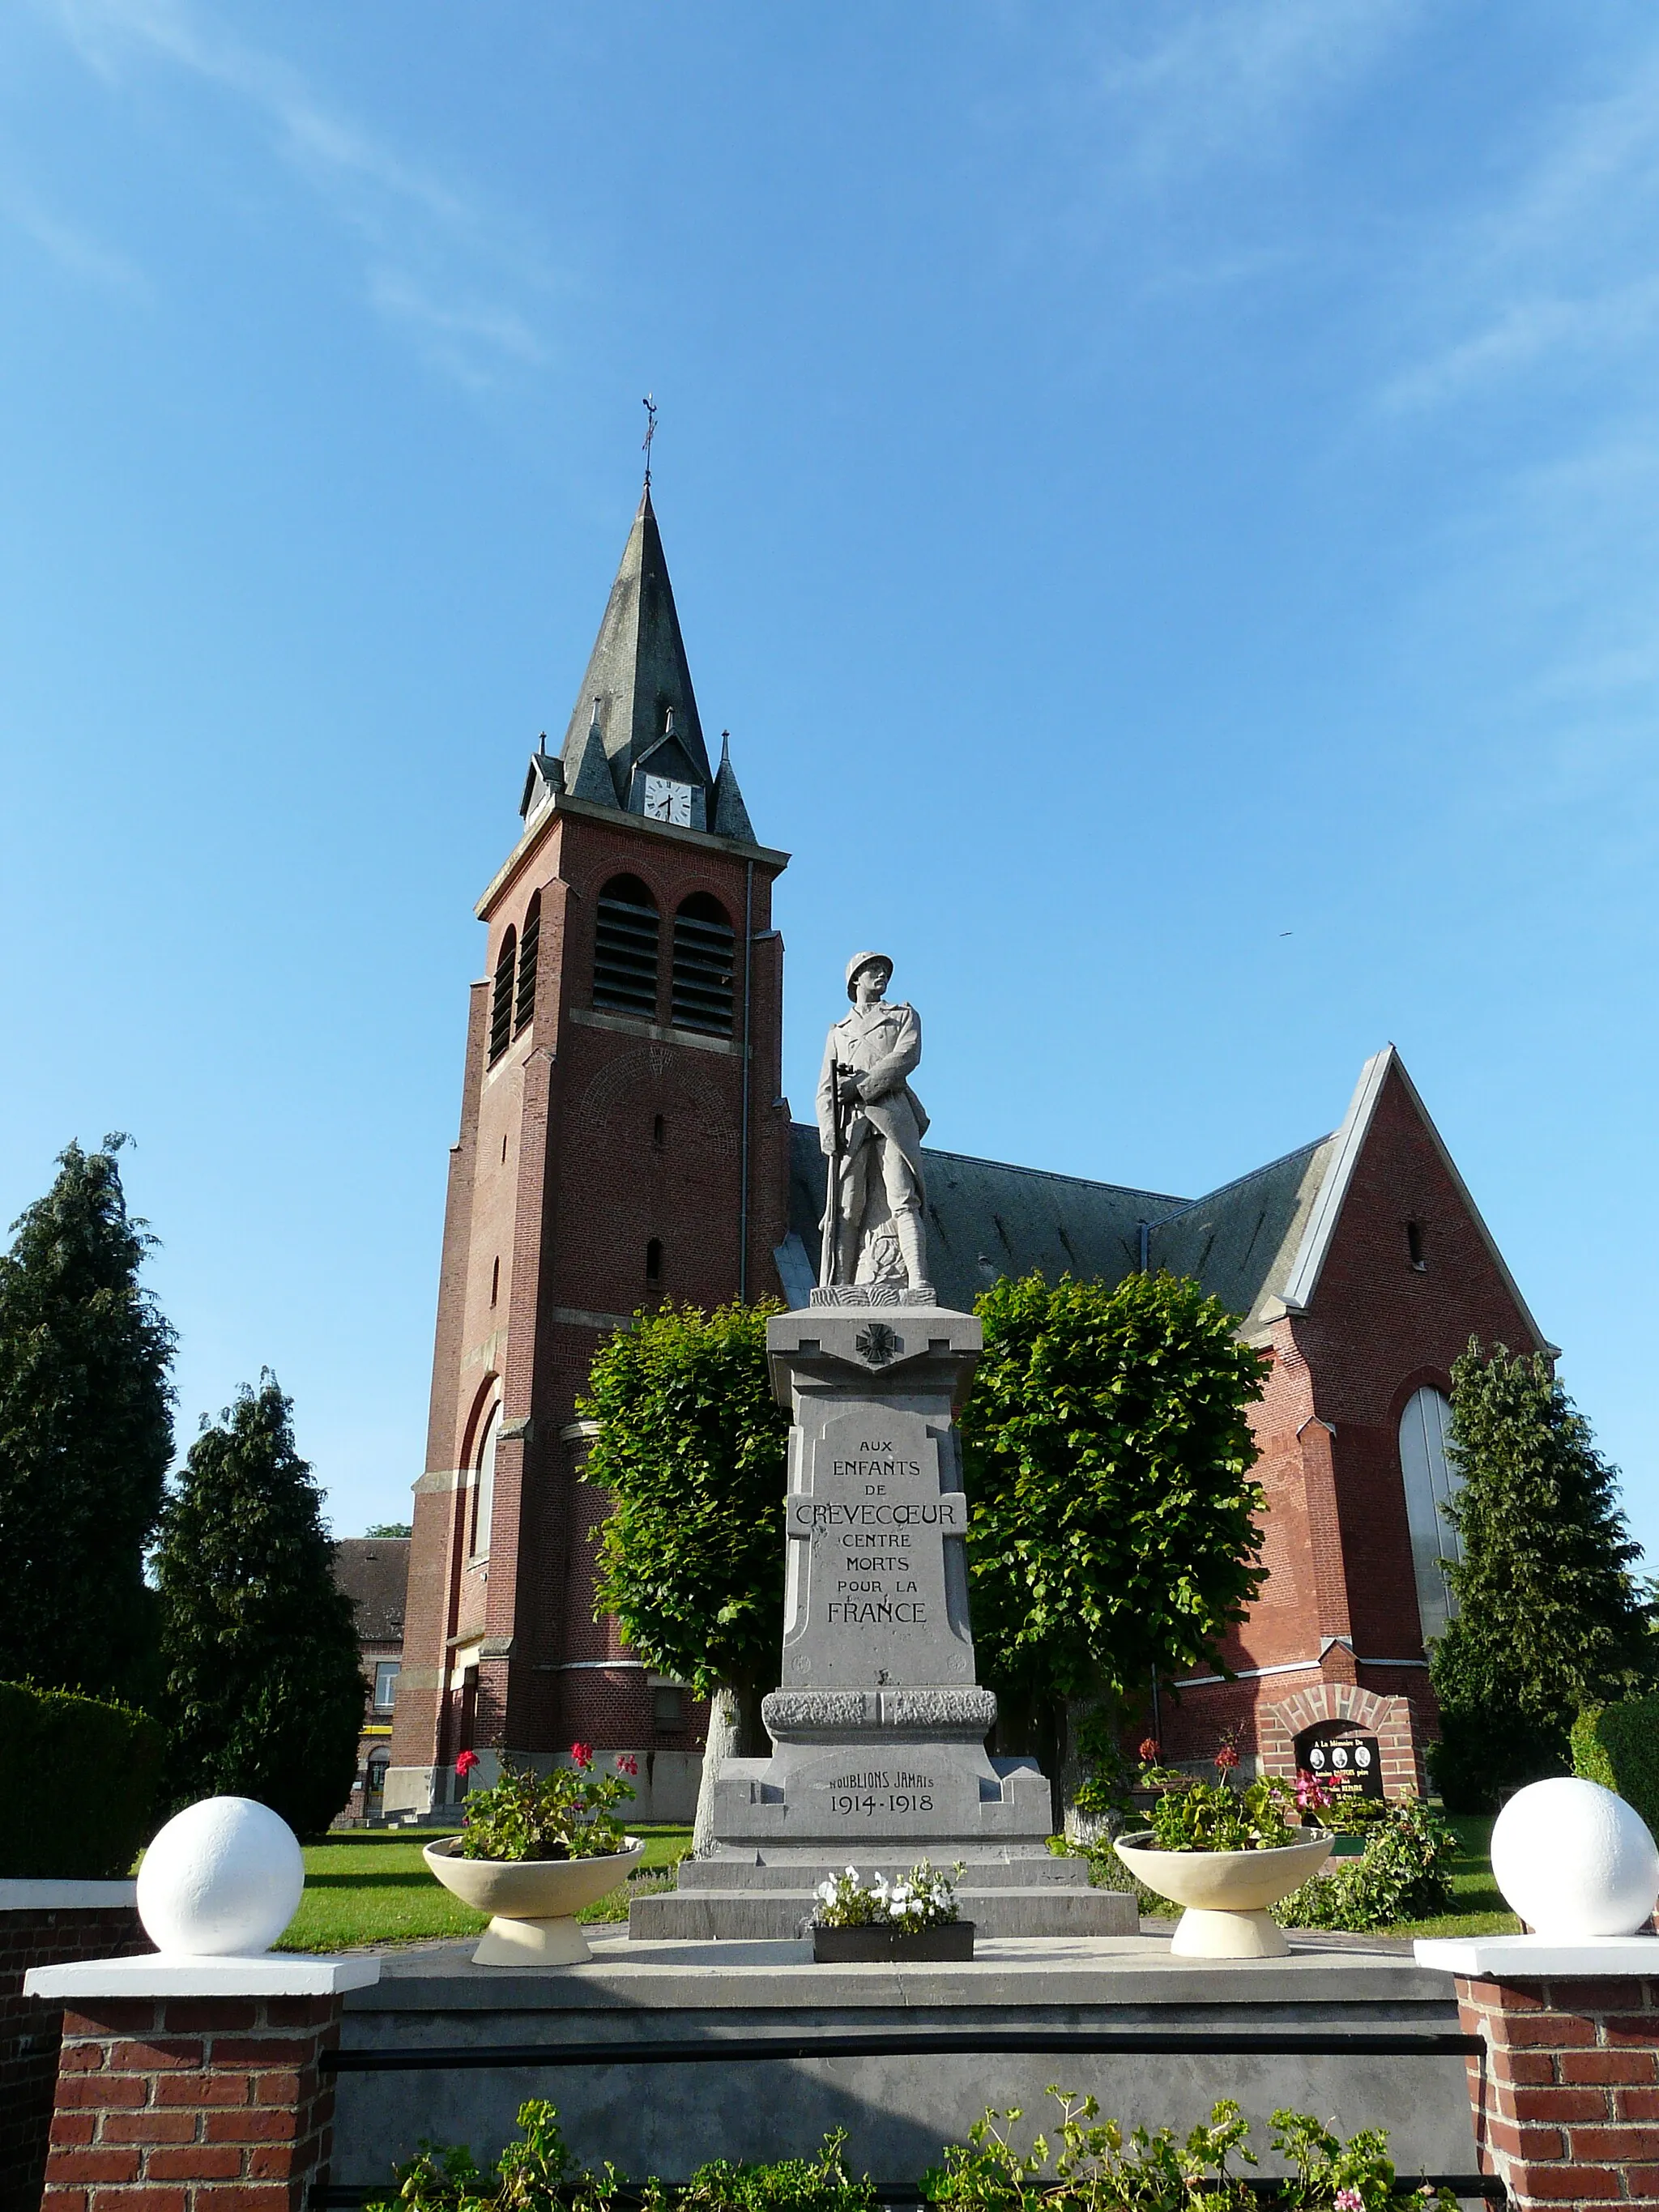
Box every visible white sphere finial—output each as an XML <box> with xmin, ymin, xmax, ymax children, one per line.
<box><xmin>136</xmin><ymin>1797</ymin><xmax>305</xmax><ymax>1957</ymax></box>
<box><xmin>1491</xmin><ymin>1776</ymin><xmax>1659</xmax><ymax>1939</ymax></box>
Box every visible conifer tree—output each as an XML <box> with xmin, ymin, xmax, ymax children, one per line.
<box><xmin>155</xmin><ymin>1378</ymin><xmax>365</xmax><ymax>1836</ymax></box>
<box><xmin>1430</xmin><ymin>1340</ymin><xmax>1656</xmax><ymax>1811</ymax></box>
<box><xmin>0</xmin><ymin>1137</ymin><xmax>174</xmax><ymax>1703</ymax></box>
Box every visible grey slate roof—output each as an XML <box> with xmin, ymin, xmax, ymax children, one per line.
<box><xmin>1146</xmin><ymin>1138</ymin><xmax>1337</xmax><ymax>1334</ymax></box>
<box><xmin>332</xmin><ymin>1538</ymin><xmax>410</xmax><ymax>1645</ymax></box>
<box><xmin>786</xmin><ymin>1120</ymin><xmax>1344</xmax><ymax>1330</ymax></box>
<box><xmin>557</xmin><ymin>487</ymin><xmax>714</xmax><ymax>803</ymax></box>
<box><xmin>787</xmin><ymin>1125</ymin><xmax>1191</xmax><ymax>1316</ymax></box>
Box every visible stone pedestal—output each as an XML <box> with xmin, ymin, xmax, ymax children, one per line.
<box><xmin>633</xmin><ymin>1302</ymin><xmax>1132</xmax><ymax>1939</ymax></box>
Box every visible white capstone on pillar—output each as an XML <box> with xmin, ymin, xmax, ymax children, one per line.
<box><xmin>23</xmin><ymin>1796</ymin><xmax>378</xmax><ymax>2209</ymax></box>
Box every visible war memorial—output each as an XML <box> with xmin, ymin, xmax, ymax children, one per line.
<box><xmin>15</xmin><ymin>490</ymin><xmax>1659</xmax><ymax>2212</ymax></box>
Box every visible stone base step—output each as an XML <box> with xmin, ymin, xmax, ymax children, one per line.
<box><xmin>629</xmin><ymin>1886</ymin><xmax>1138</xmax><ymax>1941</ymax></box>
<box><xmin>677</xmin><ymin>1855</ymin><xmax>1094</xmax><ymax>1892</ymax></box>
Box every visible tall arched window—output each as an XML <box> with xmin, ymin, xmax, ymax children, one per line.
<box><xmin>514</xmin><ymin>893</ymin><xmax>540</xmax><ymax>1036</ymax></box>
<box><xmin>488</xmin><ymin>928</ymin><xmax>516</xmax><ymax>1064</ymax></box>
<box><xmin>471</xmin><ymin>1402</ymin><xmax>499</xmax><ymax>1561</ymax></box>
<box><xmin>1398</xmin><ymin>1386</ymin><xmax>1463</xmax><ymax>1644</ymax></box>
<box><xmin>672</xmin><ymin>893</ymin><xmax>736</xmax><ymax>1035</ymax></box>
<box><xmin>594</xmin><ymin>875</ymin><xmax>659</xmax><ymax>1018</ymax></box>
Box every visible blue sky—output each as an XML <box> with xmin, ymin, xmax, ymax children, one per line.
<box><xmin>2</xmin><ymin>2</ymin><xmax>1657</xmax><ymax>1561</ymax></box>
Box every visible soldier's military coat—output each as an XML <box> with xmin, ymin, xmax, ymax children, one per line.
<box><xmin>816</xmin><ymin>998</ymin><xmax>930</xmax><ymax>1192</ymax></box>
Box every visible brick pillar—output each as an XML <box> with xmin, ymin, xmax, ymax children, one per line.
<box><xmin>1417</xmin><ymin>1937</ymin><xmax>1659</xmax><ymax>2210</ymax></box>
<box><xmin>24</xmin><ymin>1955</ymin><xmax>378</xmax><ymax>2212</ymax></box>
<box><xmin>39</xmin><ymin>1994</ymin><xmax>344</xmax><ymax>2209</ymax></box>
<box><xmin>0</xmin><ymin>1885</ymin><xmax>144</xmax><ymax>2212</ymax></box>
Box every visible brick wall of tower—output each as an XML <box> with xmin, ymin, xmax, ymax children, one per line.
<box><xmin>390</xmin><ymin>795</ymin><xmax>788</xmax><ymax>1794</ymax></box>
<box><xmin>1159</xmin><ymin>1063</ymin><xmax>1546</xmax><ymax>1783</ymax></box>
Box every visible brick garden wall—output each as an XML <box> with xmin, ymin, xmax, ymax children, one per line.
<box><xmin>40</xmin><ymin>1993</ymin><xmax>344</xmax><ymax>2211</ymax></box>
<box><xmin>1</xmin><ymin>1903</ymin><xmax>143</xmax><ymax>2212</ymax></box>
<box><xmin>1452</xmin><ymin>1971</ymin><xmax>1659</xmax><ymax>2209</ymax></box>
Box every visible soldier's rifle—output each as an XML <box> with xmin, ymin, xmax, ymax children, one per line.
<box><xmin>819</xmin><ymin>1062</ymin><xmax>856</xmax><ymax>1288</ymax></box>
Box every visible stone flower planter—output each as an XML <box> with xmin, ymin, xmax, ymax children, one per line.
<box><xmin>424</xmin><ymin>1835</ymin><xmax>644</xmax><ymax>1965</ymax></box>
<box><xmin>812</xmin><ymin>1920</ymin><xmax>975</xmax><ymax>1963</ymax></box>
<box><xmin>1113</xmin><ymin>1830</ymin><xmax>1333</xmax><ymax>1958</ymax></box>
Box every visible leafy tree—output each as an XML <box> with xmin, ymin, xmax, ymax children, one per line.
<box><xmin>365</xmin><ymin>1522</ymin><xmax>412</xmax><ymax>1538</ymax></box>
<box><xmin>579</xmin><ymin>1302</ymin><xmax>788</xmax><ymax>1846</ymax></box>
<box><xmin>1429</xmin><ymin>1340</ymin><xmax>1656</xmax><ymax>1811</ymax></box>
<box><xmin>0</xmin><ymin>1136</ymin><xmax>174</xmax><ymax>1703</ymax></box>
<box><xmin>962</xmin><ymin>1270</ymin><xmax>1270</xmax><ymax>1784</ymax></box>
<box><xmin>155</xmin><ymin>1377</ymin><xmax>364</xmax><ymax>1837</ymax></box>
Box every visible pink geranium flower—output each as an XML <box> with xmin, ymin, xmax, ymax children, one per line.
<box><xmin>1138</xmin><ymin>1738</ymin><xmax>1160</xmax><ymax>1763</ymax></box>
<box><xmin>616</xmin><ymin>1754</ymin><xmax>639</xmax><ymax>1776</ymax></box>
<box><xmin>454</xmin><ymin>1750</ymin><xmax>480</xmax><ymax>1779</ymax></box>
<box><xmin>1214</xmin><ymin>1744</ymin><xmax>1240</xmax><ymax>1771</ymax></box>
<box><xmin>1335</xmin><ymin>2190</ymin><xmax>1363</xmax><ymax>2210</ymax></box>
<box><xmin>569</xmin><ymin>1741</ymin><xmax>595</xmax><ymax>1770</ymax></box>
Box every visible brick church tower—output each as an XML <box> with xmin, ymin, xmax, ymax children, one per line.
<box><xmin>386</xmin><ymin>487</ymin><xmax>791</xmax><ymax>1820</ymax></box>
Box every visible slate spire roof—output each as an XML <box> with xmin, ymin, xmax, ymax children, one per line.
<box><xmin>557</xmin><ymin>485</ymin><xmax>714</xmax><ymax>806</ymax></box>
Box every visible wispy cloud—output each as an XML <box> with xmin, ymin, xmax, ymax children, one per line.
<box><xmin>1383</xmin><ymin>44</ymin><xmax>1659</xmax><ymax>414</ymax></box>
<box><xmin>35</xmin><ymin>0</ymin><xmax>558</xmax><ymax>384</ymax></box>
<box><xmin>1081</xmin><ymin>0</ymin><xmax>1421</xmax><ymax>184</ymax></box>
<box><xmin>0</xmin><ymin>178</ymin><xmax>148</xmax><ymax>295</ymax></box>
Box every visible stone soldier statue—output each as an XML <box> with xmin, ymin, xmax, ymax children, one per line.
<box><xmin>817</xmin><ymin>951</ymin><xmax>932</xmax><ymax>1295</ymax></box>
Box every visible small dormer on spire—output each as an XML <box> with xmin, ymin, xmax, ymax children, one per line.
<box><xmin>710</xmin><ymin>730</ymin><xmax>756</xmax><ymax>842</ymax></box>
<box><xmin>518</xmin><ymin>731</ymin><xmax>564</xmax><ymax>821</ymax></box>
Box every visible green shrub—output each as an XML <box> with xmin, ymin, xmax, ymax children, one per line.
<box><xmin>369</xmin><ymin>2093</ymin><xmax>1453</xmax><ymax>2212</ymax></box>
<box><xmin>368</xmin><ymin>2102</ymin><xmax>878</xmax><ymax>2212</ymax></box>
<box><xmin>0</xmin><ymin>1680</ymin><xmax>163</xmax><ymax>1877</ymax></box>
<box><xmin>1274</xmin><ymin>1798</ymin><xmax>1456</xmax><ymax>1933</ymax></box>
<box><xmin>1572</xmin><ymin>1697</ymin><xmax>1659</xmax><ymax>1839</ymax></box>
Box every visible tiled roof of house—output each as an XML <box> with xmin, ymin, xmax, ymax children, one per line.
<box><xmin>333</xmin><ymin>1537</ymin><xmax>410</xmax><ymax>1644</ymax></box>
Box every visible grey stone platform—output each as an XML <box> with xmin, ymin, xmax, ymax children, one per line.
<box><xmin>630</xmin><ymin>1848</ymin><xmax>1136</xmax><ymax>1939</ymax></box>
<box><xmin>330</xmin><ymin>1933</ymin><xmax>1480</xmax><ymax>2193</ymax></box>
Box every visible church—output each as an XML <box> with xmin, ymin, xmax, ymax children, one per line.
<box><xmin>384</xmin><ymin>488</ymin><xmax>1551</xmax><ymax>1822</ymax></box>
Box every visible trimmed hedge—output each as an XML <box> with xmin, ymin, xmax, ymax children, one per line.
<box><xmin>0</xmin><ymin>1680</ymin><xmax>164</xmax><ymax>1878</ymax></box>
<box><xmin>1572</xmin><ymin>1695</ymin><xmax>1659</xmax><ymax>1840</ymax></box>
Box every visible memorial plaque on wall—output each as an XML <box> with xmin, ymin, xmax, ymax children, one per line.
<box><xmin>1304</xmin><ymin>1732</ymin><xmax>1385</xmax><ymax>1801</ymax></box>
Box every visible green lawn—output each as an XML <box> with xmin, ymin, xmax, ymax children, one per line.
<box><xmin>279</xmin><ymin>1813</ymin><xmax>1517</xmax><ymax>1953</ymax></box>
<box><xmin>1371</xmin><ymin>1813</ymin><xmax>1520</xmax><ymax>1941</ymax></box>
<box><xmin>277</xmin><ymin>1826</ymin><xmax>691</xmax><ymax>1952</ymax></box>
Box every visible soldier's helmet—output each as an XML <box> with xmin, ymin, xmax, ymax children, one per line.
<box><xmin>844</xmin><ymin>951</ymin><xmax>893</xmax><ymax>1000</ymax></box>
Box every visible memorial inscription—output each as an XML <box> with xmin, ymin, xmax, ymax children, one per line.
<box><xmin>783</xmin><ymin>1408</ymin><xmax>972</xmax><ymax>1686</ymax></box>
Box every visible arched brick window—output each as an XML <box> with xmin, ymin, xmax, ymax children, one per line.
<box><xmin>471</xmin><ymin>1401</ymin><xmax>499</xmax><ymax>1561</ymax></box>
<box><xmin>488</xmin><ymin>927</ymin><xmax>516</xmax><ymax>1064</ymax></box>
<box><xmin>594</xmin><ymin>875</ymin><xmax>659</xmax><ymax>1019</ymax></box>
<box><xmin>1398</xmin><ymin>1386</ymin><xmax>1462</xmax><ymax>1644</ymax></box>
<box><xmin>672</xmin><ymin>892</ymin><xmax>735</xmax><ymax>1035</ymax></box>
<box><xmin>514</xmin><ymin>893</ymin><xmax>540</xmax><ymax>1035</ymax></box>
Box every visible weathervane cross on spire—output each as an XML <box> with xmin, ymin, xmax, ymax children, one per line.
<box><xmin>642</xmin><ymin>392</ymin><xmax>658</xmax><ymax>488</ymax></box>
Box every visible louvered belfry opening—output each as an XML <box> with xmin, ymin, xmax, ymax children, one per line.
<box><xmin>514</xmin><ymin>894</ymin><xmax>540</xmax><ymax>1036</ymax></box>
<box><xmin>672</xmin><ymin>893</ymin><xmax>736</xmax><ymax>1035</ymax></box>
<box><xmin>593</xmin><ymin>874</ymin><xmax>660</xmax><ymax>1018</ymax></box>
<box><xmin>488</xmin><ymin>927</ymin><xmax>517</xmax><ymax>1063</ymax></box>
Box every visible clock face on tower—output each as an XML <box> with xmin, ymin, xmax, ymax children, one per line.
<box><xmin>643</xmin><ymin>775</ymin><xmax>693</xmax><ymax>826</ymax></box>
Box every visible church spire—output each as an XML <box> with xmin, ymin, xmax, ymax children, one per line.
<box><xmin>556</xmin><ymin>484</ymin><xmax>713</xmax><ymax>808</ymax></box>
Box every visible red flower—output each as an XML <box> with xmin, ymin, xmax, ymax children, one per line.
<box><xmin>569</xmin><ymin>1741</ymin><xmax>595</xmax><ymax>1770</ymax></box>
<box><xmin>454</xmin><ymin>1750</ymin><xmax>480</xmax><ymax>1779</ymax></box>
<box><xmin>1138</xmin><ymin>1738</ymin><xmax>1160</xmax><ymax>1763</ymax></box>
<box><xmin>1214</xmin><ymin>1745</ymin><xmax>1240</xmax><ymax>1771</ymax></box>
<box><xmin>616</xmin><ymin>1754</ymin><xmax>639</xmax><ymax>1776</ymax></box>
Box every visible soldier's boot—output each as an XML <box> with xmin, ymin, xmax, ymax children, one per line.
<box><xmin>894</xmin><ymin>1208</ymin><xmax>932</xmax><ymax>1297</ymax></box>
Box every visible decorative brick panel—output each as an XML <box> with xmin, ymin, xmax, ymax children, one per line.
<box><xmin>39</xmin><ymin>1993</ymin><xmax>345</xmax><ymax>2211</ymax></box>
<box><xmin>0</xmin><ymin>1903</ymin><xmax>144</xmax><ymax>2212</ymax></box>
<box><xmin>1452</xmin><ymin>1971</ymin><xmax>1659</xmax><ymax>2209</ymax></box>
